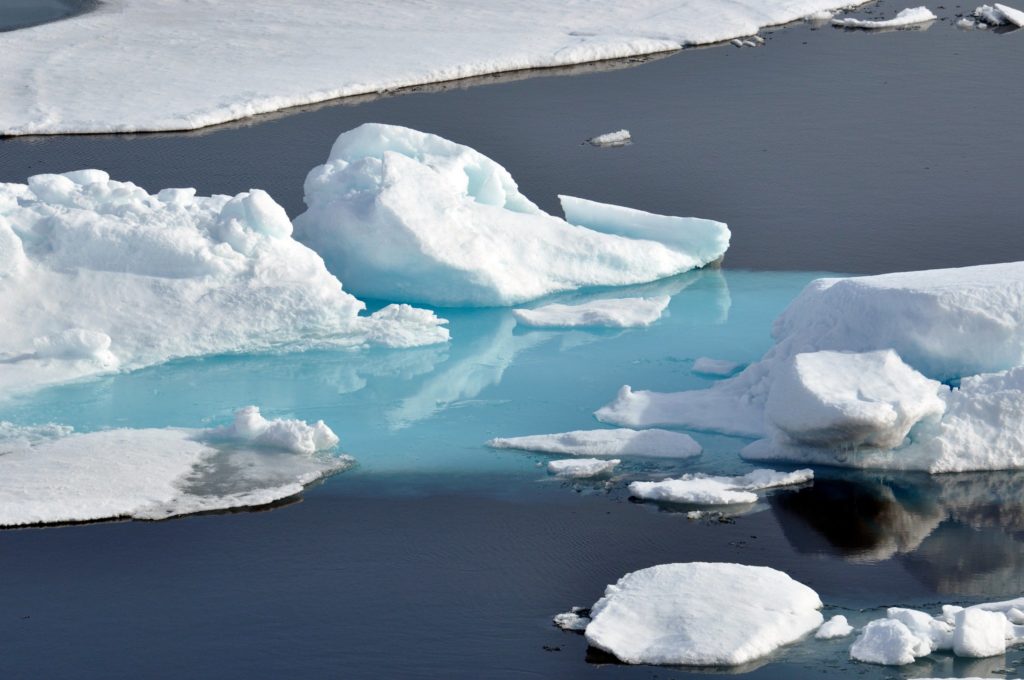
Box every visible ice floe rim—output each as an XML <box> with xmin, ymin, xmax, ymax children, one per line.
<box><xmin>0</xmin><ymin>3</ymin><xmax>880</xmax><ymax>139</ymax></box>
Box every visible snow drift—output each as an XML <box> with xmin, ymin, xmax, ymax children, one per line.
<box><xmin>294</xmin><ymin>124</ymin><xmax>729</xmax><ymax>306</ymax></box>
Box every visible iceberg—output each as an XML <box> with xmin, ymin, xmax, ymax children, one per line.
<box><xmin>831</xmin><ymin>6</ymin><xmax>937</xmax><ymax>28</ymax></box>
<box><xmin>0</xmin><ymin>170</ymin><xmax>448</xmax><ymax>398</ymax></box>
<box><xmin>547</xmin><ymin>458</ymin><xmax>620</xmax><ymax>478</ymax></box>
<box><xmin>293</xmin><ymin>124</ymin><xmax>729</xmax><ymax>306</ymax></box>
<box><xmin>487</xmin><ymin>428</ymin><xmax>702</xmax><ymax>458</ymax></box>
<box><xmin>1</xmin><ymin>0</ymin><xmax>865</xmax><ymax>135</ymax></box>
<box><xmin>628</xmin><ymin>468</ymin><xmax>813</xmax><ymax>505</ymax></box>
<box><xmin>580</xmin><ymin>563</ymin><xmax>823</xmax><ymax>666</ymax></box>
<box><xmin>512</xmin><ymin>296</ymin><xmax>670</xmax><ymax>328</ymax></box>
<box><xmin>0</xmin><ymin>407</ymin><xmax>350</xmax><ymax>527</ymax></box>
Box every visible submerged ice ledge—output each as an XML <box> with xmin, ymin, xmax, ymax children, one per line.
<box><xmin>1</xmin><ymin>0</ymin><xmax>864</xmax><ymax>135</ymax></box>
<box><xmin>0</xmin><ymin>407</ymin><xmax>349</xmax><ymax>527</ymax></box>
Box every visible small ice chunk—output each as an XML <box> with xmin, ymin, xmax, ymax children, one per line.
<box><xmin>956</xmin><ymin>17</ymin><xmax>979</xmax><ymax>27</ymax></box>
<box><xmin>742</xmin><ymin>40</ymin><xmax>758</xmax><ymax>47</ymax></box>
<box><xmin>513</xmin><ymin>296</ymin><xmax>669</xmax><ymax>328</ymax></box>
<box><xmin>752</xmin><ymin>35</ymin><xmax>765</xmax><ymax>44</ymax></box>
<box><xmin>628</xmin><ymin>468</ymin><xmax>812</xmax><ymax>505</ymax></box>
<box><xmin>1007</xmin><ymin>607</ymin><xmax>1024</xmax><ymax>625</ymax></box>
<box><xmin>816</xmin><ymin>615</ymin><xmax>854</xmax><ymax>639</ymax></box>
<box><xmin>850</xmin><ymin>619</ymin><xmax>922</xmax><ymax>665</ymax></box>
<box><xmin>487</xmin><ymin>428</ymin><xmax>701</xmax><ymax>458</ymax></box>
<box><xmin>731</xmin><ymin>38</ymin><xmax>744</xmax><ymax>47</ymax></box>
<box><xmin>831</xmin><ymin>6</ymin><xmax>937</xmax><ymax>28</ymax></box>
<box><xmin>583</xmin><ymin>562</ymin><xmax>823</xmax><ymax>666</ymax></box>
<box><xmin>953</xmin><ymin>609</ymin><xmax>1007</xmax><ymax>658</ymax></box>
<box><xmin>692</xmin><ymin>357</ymin><xmax>743</xmax><ymax>377</ymax></box>
<box><xmin>554</xmin><ymin>607</ymin><xmax>591</xmax><ymax>631</ymax></box>
<box><xmin>588</xmin><ymin>129</ymin><xmax>631</xmax><ymax>146</ymax></box>
<box><xmin>547</xmin><ymin>458</ymin><xmax>620</xmax><ymax>478</ymax></box>
<box><xmin>204</xmin><ymin>406</ymin><xmax>339</xmax><ymax>454</ymax></box>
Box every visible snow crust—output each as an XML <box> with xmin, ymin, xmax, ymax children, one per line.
<box><xmin>589</xmin><ymin>130</ymin><xmax>631</xmax><ymax>146</ymax></box>
<box><xmin>547</xmin><ymin>458</ymin><xmax>620</xmax><ymax>478</ymax></box>
<box><xmin>816</xmin><ymin>615</ymin><xmax>854</xmax><ymax>639</ymax></box>
<box><xmin>487</xmin><ymin>428</ymin><xmax>702</xmax><ymax>459</ymax></box>
<box><xmin>583</xmin><ymin>563</ymin><xmax>823</xmax><ymax>666</ymax></box>
<box><xmin>628</xmin><ymin>468</ymin><xmax>813</xmax><ymax>505</ymax></box>
<box><xmin>0</xmin><ymin>0</ymin><xmax>865</xmax><ymax>135</ymax></box>
<box><xmin>831</xmin><ymin>6</ymin><xmax>937</xmax><ymax>28</ymax></box>
<box><xmin>0</xmin><ymin>408</ymin><xmax>350</xmax><ymax>527</ymax></box>
<box><xmin>513</xmin><ymin>297</ymin><xmax>669</xmax><ymax>328</ymax></box>
<box><xmin>0</xmin><ymin>170</ymin><xmax>448</xmax><ymax>398</ymax></box>
<box><xmin>295</xmin><ymin>124</ymin><xmax>729</xmax><ymax>306</ymax></box>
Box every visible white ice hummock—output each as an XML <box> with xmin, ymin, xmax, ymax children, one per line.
<box><xmin>0</xmin><ymin>407</ymin><xmax>349</xmax><ymax>527</ymax></box>
<box><xmin>513</xmin><ymin>296</ymin><xmax>669</xmax><ymax>328</ymax></box>
<box><xmin>547</xmin><ymin>458</ymin><xmax>620</xmax><ymax>478</ymax></box>
<box><xmin>628</xmin><ymin>468</ymin><xmax>813</xmax><ymax>505</ymax></box>
<box><xmin>582</xmin><ymin>563</ymin><xmax>823</xmax><ymax>666</ymax></box>
<box><xmin>831</xmin><ymin>6</ymin><xmax>937</xmax><ymax>28</ymax></box>
<box><xmin>0</xmin><ymin>171</ymin><xmax>448</xmax><ymax>398</ymax></box>
<box><xmin>294</xmin><ymin>124</ymin><xmax>729</xmax><ymax>306</ymax></box>
<box><xmin>816</xmin><ymin>615</ymin><xmax>854</xmax><ymax>639</ymax></box>
<box><xmin>487</xmin><ymin>428</ymin><xmax>702</xmax><ymax>458</ymax></box>
<box><xmin>1</xmin><ymin>0</ymin><xmax>865</xmax><ymax>136</ymax></box>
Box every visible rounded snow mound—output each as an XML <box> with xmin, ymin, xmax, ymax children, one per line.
<box><xmin>584</xmin><ymin>562</ymin><xmax>823</xmax><ymax>666</ymax></box>
<box><xmin>295</xmin><ymin>123</ymin><xmax>729</xmax><ymax>306</ymax></box>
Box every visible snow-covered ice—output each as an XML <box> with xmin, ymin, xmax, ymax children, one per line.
<box><xmin>589</xmin><ymin>130</ymin><xmax>631</xmax><ymax>146</ymax></box>
<box><xmin>582</xmin><ymin>563</ymin><xmax>823</xmax><ymax>666</ymax></box>
<box><xmin>831</xmin><ymin>6</ymin><xmax>937</xmax><ymax>28</ymax></box>
<box><xmin>0</xmin><ymin>0</ymin><xmax>867</xmax><ymax>135</ymax></box>
<box><xmin>0</xmin><ymin>407</ymin><xmax>350</xmax><ymax>527</ymax></box>
<box><xmin>513</xmin><ymin>297</ymin><xmax>669</xmax><ymax>328</ymax></box>
<box><xmin>295</xmin><ymin>124</ymin><xmax>729</xmax><ymax>306</ymax></box>
<box><xmin>487</xmin><ymin>428</ymin><xmax>702</xmax><ymax>458</ymax></box>
<box><xmin>816</xmin><ymin>615</ymin><xmax>854</xmax><ymax>639</ymax></box>
<box><xmin>953</xmin><ymin>609</ymin><xmax>1007</xmax><ymax>658</ymax></box>
<box><xmin>692</xmin><ymin>357</ymin><xmax>744</xmax><ymax>377</ymax></box>
<box><xmin>0</xmin><ymin>170</ymin><xmax>448</xmax><ymax>398</ymax></box>
<box><xmin>850</xmin><ymin>619</ymin><xmax>925</xmax><ymax>665</ymax></box>
<box><xmin>628</xmin><ymin>468</ymin><xmax>813</xmax><ymax>505</ymax></box>
<box><xmin>547</xmin><ymin>458</ymin><xmax>620</xmax><ymax>478</ymax></box>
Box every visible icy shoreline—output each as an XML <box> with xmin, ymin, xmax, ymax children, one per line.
<box><xmin>0</xmin><ymin>0</ymin><xmax>863</xmax><ymax>135</ymax></box>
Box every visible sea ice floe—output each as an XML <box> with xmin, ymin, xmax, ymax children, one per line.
<box><xmin>974</xmin><ymin>3</ymin><xmax>1024</xmax><ymax>25</ymax></box>
<box><xmin>831</xmin><ymin>6</ymin><xmax>937</xmax><ymax>28</ymax></box>
<box><xmin>0</xmin><ymin>0</ymin><xmax>866</xmax><ymax>135</ymax></box>
<box><xmin>628</xmin><ymin>468</ymin><xmax>813</xmax><ymax>505</ymax></box>
<box><xmin>294</xmin><ymin>124</ymin><xmax>729</xmax><ymax>306</ymax></box>
<box><xmin>513</xmin><ymin>296</ymin><xmax>669</xmax><ymax>328</ymax></box>
<box><xmin>692</xmin><ymin>356</ymin><xmax>744</xmax><ymax>377</ymax></box>
<box><xmin>588</xmin><ymin>129</ymin><xmax>631</xmax><ymax>146</ymax></box>
<box><xmin>599</xmin><ymin>262</ymin><xmax>1024</xmax><ymax>472</ymax></box>
<box><xmin>0</xmin><ymin>407</ymin><xmax>349</xmax><ymax>527</ymax></box>
<box><xmin>816</xmin><ymin>615</ymin><xmax>854</xmax><ymax>639</ymax></box>
<box><xmin>547</xmin><ymin>458</ymin><xmax>620</xmax><ymax>478</ymax></box>
<box><xmin>580</xmin><ymin>562</ymin><xmax>823</xmax><ymax>666</ymax></box>
<box><xmin>487</xmin><ymin>428</ymin><xmax>702</xmax><ymax>458</ymax></box>
<box><xmin>0</xmin><ymin>170</ymin><xmax>448</xmax><ymax>398</ymax></box>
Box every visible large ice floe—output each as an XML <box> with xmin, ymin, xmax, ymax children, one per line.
<box><xmin>1</xmin><ymin>0</ymin><xmax>864</xmax><ymax>135</ymax></box>
<box><xmin>628</xmin><ymin>468</ymin><xmax>813</xmax><ymax>505</ymax></box>
<box><xmin>598</xmin><ymin>262</ymin><xmax>1024</xmax><ymax>473</ymax></box>
<box><xmin>849</xmin><ymin>599</ymin><xmax>1024</xmax><ymax>665</ymax></box>
<box><xmin>0</xmin><ymin>170</ymin><xmax>448</xmax><ymax>398</ymax></box>
<box><xmin>487</xmin><ymin>428</ymin><xmax>702</xmax><ymax>459</ymax></box>
<box><xmin>831</xmin><ymin>6</ymin><xmax>937</xmax><ymax>29</ymax></box>
<box><xmin>575</xmin><ymin>562</ymin><xmax>823</xmax><ymax>666</ymax></box>
<box><xmin>0</xmin><ymin>407</ymin><xmax>349</xmax><ymax>526</ymax></box>
<box><xmin>294</xmin><ymin>124</ymin><xmax>729</xmax><ymax>306</ymax></box>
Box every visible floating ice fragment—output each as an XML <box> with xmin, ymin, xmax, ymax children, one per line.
<box><xmin>513</xmin><ymin>296</ymin><xmax>669</xmax><ymax>328</ymax></box>
<box><xmin>692</xmin><ymin>356</ymin><xmax>744</xmax><ymax>377</ymax></box>
<box><xmin>850</xmin><ymin>619</ymin><xmax>922</xmax><ymax>665</ymax></box>
<box><xmin>554</xmin><ymin>607</ymin><xmax>591</xmax><ymax>631</ymax></box>
<box><xmin>294</xmin><ymin>124</ymin><xmax>729</xmax><ymax>306</ymax></box>
<box><xmin>974</xmin><ymin>2</ymin><xmax>1024</xmax><ymax>24</ymax></box>
<box><xmin>203</xmin><ymin>406</ymin><xmax>339</xmax><ymax>455</ymax></box>
<box><xmin>547</xmin><ymin>458</ymin><xmax>620</xmax><ymax>478</ymax></box>
<box><xmin>628</xmin><ymin>468</ymin><xmax>813</xmax><ymax>505</ymax></box>
<box><xmin>816</xmin><ymin>615</ymin><xmax>854</xmax><ymax>639</ymax></box>
<box><xmin>582</xmin><ymin>563</ymin><xmax>823</xmax><ymax>666</ymax></box>
<box><xmin>588</xmin><ymin>129</ymin><xmax>631</xmax><ymax>146</ymax></box>
<box><xmin>831</xmin><ymin>6</ymin><xmax>937</xmax><ymax>28</ymax></box>
<box><xmin>953</xmin><ymin>609</ymin><xmax>1007</xmax><ymax>658</ymax></box>
<box><xmin>487</xmin><ymin>427</ymin><xmax>702</xmax><ymax>458</ymax></box>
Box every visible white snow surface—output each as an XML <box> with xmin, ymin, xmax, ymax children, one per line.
<box><xmin>589</xmin><ymin>130</ymin><xmax>632</xmax><ymax>146</ymax></box>
<box><xmin>628</xmin><ymin>468</ymin><xmax>813</xmax><ymax>505</ymax></box>
<box><xmin>487</xmin><ymin>428</ymin><xmax>702</xmax><ymax>459</ymax></box>
<box><xmin>547</xmin><ymin>458</ymin><xmax>620</xmax><ymax>478</ymax></box>
<box><xmin>816</xmin><ymin>615</ymin><xmax>854</xmax><ymax>639</ymax></box>
<box><xmin>0</xmin><ymin>408</ymin><xmax>351</xmax><ymax>527</ymax></box>
<box><xmin>0</xmin><ymin>170</ymin><xmax>448</xmax><ymax>398</ymax></box>
<box><xmin>583</xmin><ymin>563</ymin><xmax>824</xmax><ymax>666</ymax></box>
<box><xmin>831</xmin><ymin>6</ymin><xmax>937</xmax><ymax>28</ymax></box>
<box><xmin>295</xmin><ymin>124</ymin><xmax>729</xmax><ymax>306</ymax></box>
<box><xmin>513</xmin><ymin>297</ymin><xmax>670</xmax><ymax>328</ymax></box>
<box><xmin>1</xmin><ymin>0</ymin><xmax>865</xmax><ymax>136</ymax></box>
